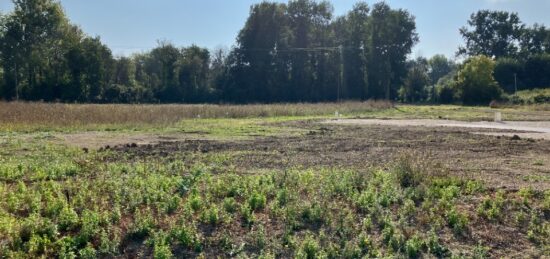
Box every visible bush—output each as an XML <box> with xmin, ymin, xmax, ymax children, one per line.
<box><xmin>248</xmin><ymin>192</ymin><xmax>266</xmax><ymax>211</ymax></box>
<box><xmin>435</xmin><ymin>73</ymin><xmax>458</xmax><ymax>103</ymax></box>
<box><xmin>455</xmin><ymin>55</ymin><xmax>503</xmax><ymax>105</ymax></box>
<box><xmin>58</xmin><ymin>207</ymin><xmax>79</xmax><ymax>231</ymax></box>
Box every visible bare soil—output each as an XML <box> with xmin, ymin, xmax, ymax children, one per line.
<box><xmin>106</xmin><ymin>120</ymin><xmax>550</xmax><ymax>190</ymax></box>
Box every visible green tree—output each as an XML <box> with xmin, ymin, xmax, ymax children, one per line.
<box><xmin>455</xmin><ymin>55</ymin><xmax>503</xmax><ymax>105</ymax></box>
<box><xmin>458</xmin><ymin>10</ymin><xmax>523</xmax><ymax>58</ymax></box>
<box><xmin>494</xmin><ymin>58</ymin><xmax>523</xmax><ymax>93</ymax></box>
<box><xmin>179</xmin><ymin>45</ymin><xmax>210</xmax><ymax>103</ymax></box>
<box><xmin>428</xmin><ymin>55</ymin><xmax>456</xmax><ymax>102</ymax></box>
<box><xmin>523</xmin><ymin>54</ymin><xmax>550</xmax><ymax>88</ymax></box>
<box><xmin>335</xmin><ymin>2</ymin><xmax>370</xmax><ymax>100</ymax></box>
<box><xmin>399</xmin><ymin>58</ymin><xmax>430</xmax><ymax>103</ymax></box>
<box><xmin>520</xmin><ymin>24</ymin><xmax>550</xmax><ymax>55</ymax></box>
<box><xmin>368</xmin><ymin>2</ymin><xmax>418</xmax><ymax>100</ymax></box>
<box><xmin>0</xmin><ymin>0</ymin><xmax>71</xmax><ymax>100</ymax></box>
<box><xmin>230</xmin><ymin>2</ymin><xmax>290</xmax><ymax>103</ymax></box>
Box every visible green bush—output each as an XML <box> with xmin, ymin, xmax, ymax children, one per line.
<box><xmin>455</xmin><ymin>55</ymin><xmax>503</xmax><ymax>105</ymax></box>
<box><xmin>58</xmin><ymin>207</ymin><xmax>79</xmax><ymax>231</ymax></box>
<box><xmin>248</xmin><ymin>192</ymin><xmax>267</xmax><ymax>211</ymax></box>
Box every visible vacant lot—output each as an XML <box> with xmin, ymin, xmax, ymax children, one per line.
<box><xmin>0</xmin><ymin>103</ymin><xmax>548</xmax><ymax>258</ymax></box>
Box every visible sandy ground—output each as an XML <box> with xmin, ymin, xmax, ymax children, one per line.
<box><xmin>325</xmin><ymin>119</ymin><xmax>550</xmax><ymax>140</ymax></box>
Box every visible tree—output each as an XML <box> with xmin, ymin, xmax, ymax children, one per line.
<box><xmin>149</xmin><ymin>41</ymin><xmax>181</xmax><ymax>102</ymax></box>
<box><xmin>458</xmin><ymin>10</ymin><xmax>523</xmax><ymax>58</ymax></box>
<box><xmin>230</xmin><ymin>2</ymin><xmax>290</xmax><ymax>103</ymax></box>
<box><xmin>368</xmin><ymin>2</ymin><xmax>418</xmax><ymax>100</ymax></box>
<box><xmin>428</xmin><ymin>55</ymin><xmax>456</xmax><ymax>102</ymax></box>
<box><xmin>435</xmin><ymin>73</ymin><xmax>457</xmax><ymax>104</ymax></box>
<box><xmin>179</xmin><ymin>45</ymin><xmax>210</xmax><ymax>103</ymax></box>
<box><xmin>0</xmin><ymin>0</ymin><xmax>71</xmax><ymax>100</ymax></box>
<box><xmin>523</xmin><ymin>54</ymin><xmax>550</xmax><ymax>88</ymax></box>
<box><xmin>399</xmin><ymin>58</ymin><xmax>430</xmax><ymax>102</ymax></box>
<box><xmin>493</xmin><ymin>58</ymin><xmax>523</xmax><ymax>93</ymax></box>
<box><xmin>520</xmin><ymin>24</ymin><xmax>550</xmax><ymax>55</ymax></box>
<box><xmin>335</xmin><ymin>2</ymin><xmax>370</xmax><ymax>100</ymax></box>
<box><xmin>454</xmin><ymin>55</ymin><xmax>503</xmax><ymax>105</ymax></box>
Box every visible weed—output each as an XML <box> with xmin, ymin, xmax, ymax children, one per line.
<box><xmin>447</xmin><ymin>207</ymin><xmax>469</xmax><ymax>235</ymax></box>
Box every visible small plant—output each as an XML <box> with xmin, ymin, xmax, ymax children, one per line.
<box><xmin>241</xmin><ymin>204</ymin><xmax>255</xmax><ymax>227</ymax></box>
<box><xmin>276</xmin><ymin>188</ymin><xmax>289</xmax><ymax>207</ymax></box>
<box><xmin>447</xmin><ymin>207</ymin><xmax>469</xmax><ymax>235</ymax></box>
<box><xmin>223</xmin><ymin>197</ymin><xmax>237</xmax><ymax>214</ymax></box>
<box><xmin>296</xmin><ymin>234</ymin><xmax>320</xmax><ymax>259</ymax></box>
<box><xmin>248</xmin><ymin>192</ymin><xmax>267</xmax><ymax>211</ymax></box>
<box><xmin>201</xmin><ymin>205</ymin><xmax>220</xmax><ymax>225</ymax></box>
<box><xmin>188</xmin><ymin>195</ymin><xmax>203</xmax><ymax>212</ymax></box>
<box><xmin>78</xmin><ymin>243</ymin><xmax>97</xmax><ymax>259</ymax></box>
<box><xmin>405</xmin><ymin>235</ymin><xmax>424</xmax><ymax>258</ymax></box>
<box><xmin>472</xmin><ymin>242</ymin><xmax>490</xmax><ymax>259</ymax></box>
<box><xmin>58</xmin><ymin>207</ymin><xmax>79</xmax><ymax>231</ymax></box>
<box><xmin>426</xmin><ymin>231</ymin><xmax>449</xmax><ymax>257</ymax></box>
<box><xmin>128</xmin><ymin>209</ymin><xmax>155</xmax><ymax>240</ymax></box>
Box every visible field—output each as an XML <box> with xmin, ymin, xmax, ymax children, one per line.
<box><xmin>0</xmin><ymin>102</ymin><xmax>549</xmax><ymax>258</ymax></box>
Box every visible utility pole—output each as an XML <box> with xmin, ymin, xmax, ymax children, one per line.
<box><xmin>338</xmin><ymin>45</ymin><xmax>344</xmax><ymax>103</ymax></box>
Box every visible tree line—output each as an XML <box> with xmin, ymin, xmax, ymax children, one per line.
<box><xmin>0</xmin><ymin>0</ymin><xmax>549</xmax><ymax>104</ymax></box>
<box><xmin>406</xmin><ymin>10</ymin><xmax>550</xmax><ymax>105</ymax></box>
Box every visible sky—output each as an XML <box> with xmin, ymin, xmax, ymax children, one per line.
<box><xmin>1</xmin><ymin>0</ymin><xmax>550</xmax><ymax>58</ymax></box>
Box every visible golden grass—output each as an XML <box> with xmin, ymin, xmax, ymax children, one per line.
<box><xmin>0</xmin><ymin>101</ymin><xmax>392</xmax><ymax>130</ymax></box>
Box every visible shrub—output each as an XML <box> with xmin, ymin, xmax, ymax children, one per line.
<box><xmin>223</xmin><ymin>197</ymin><xmax>237</xmax><ymax>214</ymax></box>
<box><xmin>296</xmin><ymin>234</ymin><xmax>320</xmax><ymax>259</ymax></box>
<box><xmin>58</xmin><ymin>207</ymin><xmax>79</xmax><ymax>231</ymax></box>
<box><xmin>447</xmin><ymin>208</ymin><xmax>469</xmax><ymax>235</ymax></box>
<box><xmin>241</xmin><ymin>204</ymin><xmax>255</xmax><ymax>227</ymax></box>
<box><xmin>405</xmin><ymin>235</ymin><xmax>424</xmax><ymax>258</ymax></box>
<box><xmin>454</xmin><ymin>55</ymin><xmax>503</xmax><ymax>105</ymax></box>
<box><xmin>78</xmin><ymin>243</ymin><xmax>96</xmax><ymax>259</ymax></box>
<box><xmin>393</xmin><ymin>157</ymin><xmax>422</xmax><ymax>188</ymax></box>
<box><xmin>248</xmin><ymin>192</ymin><xmax>267</xmax><ymax>211</ymax></box>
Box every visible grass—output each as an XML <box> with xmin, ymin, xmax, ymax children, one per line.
<box><xmin>0</xmin><ymin>102</ymin><xmax>549</xmax><ymax>257</ymax></box>
<box><xmin>2</xmin><ymin>101</ymin><xmax>550</xmax><ymax>133</ymax></box>
<box><xmin>0</xmin><ymin>101</ymin><xmax>391</xmax><ymax>132</ymax></box>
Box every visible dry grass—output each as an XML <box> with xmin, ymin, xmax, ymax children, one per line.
<box><xmin>0</xmin><ymin>101</ymin><xmax>392</xmax><ymax>130</ymax></box>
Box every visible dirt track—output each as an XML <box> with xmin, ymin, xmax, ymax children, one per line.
<box><xmin>325</xmin><ymin>119</ymin><xmax>550</xmax><ymax>140</ymax></box>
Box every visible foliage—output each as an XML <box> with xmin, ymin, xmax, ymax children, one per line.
<box><xmin>458</xmin><ymin>10</ymin><xmax>524</xmax><ymax>58</ymax></box>
<box><xmin>454</xmin><ymin>55</ymin><xmax>503</xmax><ymax>105</ymax></box>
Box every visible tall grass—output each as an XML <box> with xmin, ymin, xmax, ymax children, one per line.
<box><xmin>0</xmin><ymin>101</ymin><xmax>392</xmax><ymax>129</ymax></box>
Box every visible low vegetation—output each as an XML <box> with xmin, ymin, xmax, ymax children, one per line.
<box><xmin>0</xmin><ymin>124</ymin><xmax>548</xmax><ymax>257</ymax></box>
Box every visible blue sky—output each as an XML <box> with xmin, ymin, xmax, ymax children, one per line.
<box><xmin>1</xmin><ymin>0</ymin><xmax>550</xmax><ymax>58</ymax></box>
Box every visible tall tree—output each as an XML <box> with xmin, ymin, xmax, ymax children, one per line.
<box><xmin>335</xmin><ymin>2</ymin><xmax>370</xmax><ymax>100</ymax></box>
<box><xmin>368</xmin><ymin>2</ymin><xmax>418</xmax><ymax>100</ymax></box>
<box><xmin>179</xmin><ymin>45</ymin><xmax>210</xmax><ymax>103</ymax></box>
<box><xmin>520</xmin><ymin>24</ymin><xmax>550</xmax><ymax>55</ymax></box>
<box><xmin>231</xmin><ymin>2</ymin><xmax>290</xmax><ymax>103</ymax></box>
<box><xmin>458</xmin><ymin>10</ymin><xmax>523</xmax><ymax>58</ymax></box>
<box><xmin>0</xmin><ymin>0</ymin><xmax>70</xmax><ymax>100</ymax></box>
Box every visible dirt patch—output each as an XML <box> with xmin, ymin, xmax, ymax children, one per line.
<box><xmin>107</xmin><ymin>121</ymin><xmax>550</xmax><ymax>190</ymax></box>
<box><xmin>58</xmin><ymin>132</ymin><xmax>197</xmax><ymax>149</ymax></box>
<box><xmin>326</xmin><ymin>119</ymin><xmax>550</xmax><ymax>140</ymax></box>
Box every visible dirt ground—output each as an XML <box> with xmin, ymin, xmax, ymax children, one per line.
<box><xmin>102</xmin><ymin>119</ymin><xmax>550</xmax><ymax>190</ymax></box>
<box><xmin>327</xmin><ymin>119</ymin><xmax>550</xmax><ymax>140</ymax></box>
